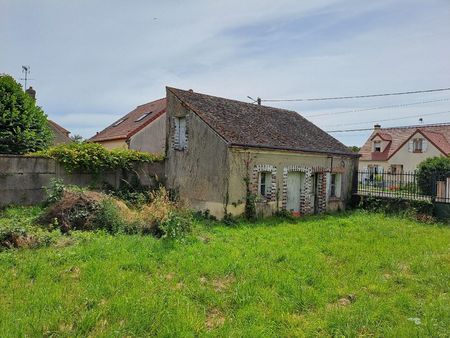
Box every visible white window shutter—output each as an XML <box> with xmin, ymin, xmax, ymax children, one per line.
<box><xmin>174</xmin><ymin>118</ymin><xmax>180</xmax><ymax>145</ymax></box>
<box><xmin>336</xmin><ymin>174</ymin><xmax>342</xmax><ymax>198</ymax></box>
<box><xmin>179</xmin><ymin>118</ymin><xmax>186</xmax><ymax>148</ymax></box>
<box><xmin>326</xmin><ymin>173</ymin><xmax>331</xmax><ymax>199</ymax></box>
<box><xmin>408</xmin><ymin>140</ymin><xmax>413</xmax><ymax>152</ymax></box>
<box><xmin>422</xmin><ymin>139</ymin><xmax>428</xmax><ymax>152</ymax></box>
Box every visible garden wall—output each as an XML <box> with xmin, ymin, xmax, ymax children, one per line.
<box><xmin>0</xmin><ymin>155</ymin><xmax>165</xmax><ymax>208</ymax></box>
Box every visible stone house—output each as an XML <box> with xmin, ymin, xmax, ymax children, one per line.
<box><xmin>90</xmin><ymin>98</ymin><xmax>166</xmax><ymax>154</ymax></box>
<box><xmin>165</xmin><ymin>87</ymin><xmax>359</xmax><ymax>218</ymax></box>
<box><xmin>47</xmin><ymin>120</ymin><xmax>72</xmax><ymax>145</ymax></box>
<box><xmin>359</xmin><ymin>123</ymin><xmax>450</xmax><ymax>174</ymax></box>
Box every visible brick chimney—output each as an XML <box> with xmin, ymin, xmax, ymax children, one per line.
<box><xmin>26</xmin><ymin>86</ymin><xmax>36</xmax><ymax>100</ymax></box>
<box><xmin>374</xmin><ymin>124</ymin><xmax>381</xmax><ymax>130</ymax></box>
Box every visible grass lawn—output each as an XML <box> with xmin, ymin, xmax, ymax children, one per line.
<box><xmin>0</xmin><ymin>209</ymin><xmax>449</xmax><ymax>337</ymax></box>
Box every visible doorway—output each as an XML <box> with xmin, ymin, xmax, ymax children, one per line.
<box><xmin>286</xmin><ymin>172</ymin><xmax>305</xmax><ymax>213</ymax></box>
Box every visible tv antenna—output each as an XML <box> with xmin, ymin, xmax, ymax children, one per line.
<box><xmin>21</xmin><ymin>66</ymin><xmax>31</xmax><ymax>89</ymax></box>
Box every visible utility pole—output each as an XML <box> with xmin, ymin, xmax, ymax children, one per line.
<box><xmin>21</xmin><ymin>66</ymin><xmax>30</xmax><ymax>89</ymax></box>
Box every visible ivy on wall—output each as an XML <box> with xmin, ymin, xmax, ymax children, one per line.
<box><xmin>31</xmin><ymin>142</ymin><xmax>164</xmax><ymax>173</ymax></box>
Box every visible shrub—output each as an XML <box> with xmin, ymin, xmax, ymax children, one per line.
<box><xmin>91</xmin><ymin>199</ymin><xmax>127</xmax><ymax>234</ymax></box>
<box><xmin>417</xmin><ymin>156</ymin><xmax>450</xmax><ymax>195</ymax></box>
<box><xmin>358</xmin><ymin>196</ymin><xmax>434</xmax><ymax>221</ymax></box>
<box><xmin>32</xmin><ymin>142</ymin><xmax>163</xmax><ymax>173</ymax></box>
<box><xmin>0</xmin><ymin>74</ymin><xmax>53</xmax><ymax>154</ymax></box>
<box><xmin>139</xmin><ymin>187</ymin><xmax>192</xmax><ymax>238</ymax></box>
<box><xmin>159</xmin><ymin>212</ymin><xmax>192</xmax><ymax>239</ymax></box>
<box><xmin>44</xmin><ymin>178</ymin><xmax>66</xmax><ymax>204</ymax></box>
<box><xmin>222</xmin><ymin>212</ymin><xmax>237</xmax><ymax>226</ymax></box>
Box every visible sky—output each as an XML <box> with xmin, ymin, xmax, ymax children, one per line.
<box><xmin>1</xmin><ymin>0</ymin><xmax>450</xmax><ymax>146</ymax></box>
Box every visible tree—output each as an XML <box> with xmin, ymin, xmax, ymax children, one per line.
<box><xmin>416</xmin><ymin>156</ymin><xmax>450</xmax><ymax>195</ymax></box>
<box><xmin>347</xmin><ymin>146</ymin><xmax>360</xmax><ymax>153</ymax></box>
<box><xmin>0</xmin><ymin>74</ymin><xmax>52</xmax><ymax>154</ymax></box>
<box><xmin>70</xmin><ymin>134</ymin><xmax>84</xmax><ymax>143</ymax></box>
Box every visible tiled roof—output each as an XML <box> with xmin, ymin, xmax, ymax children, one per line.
<box><xmin>48</xmin><ymin>120</ymin><xmax>72</xmax><ymax>144</ymax></box>
<box><xmin>359</xmin><ymin>123</ymin><xmax>450</xmax><ymax>160</ymax></box>
<box><xmin>48</xmin><ymin>120</ymin><xmax>70</xmax><ymax>136</ymax></box>
<box><xmin>90</xmin><ymin>98</ymin><xmax>166</xmax><ymax>142</ymax></box>
<box><xmin>168</xmin><ymin>87</ymin><xmax>355</xmax><ymax>156</ymax></box>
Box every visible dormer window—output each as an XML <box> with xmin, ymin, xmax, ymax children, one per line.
<box><xmin>373</xmin><ymin>141</ymin><xmax>381</xmax><ymax>152</ymax></box>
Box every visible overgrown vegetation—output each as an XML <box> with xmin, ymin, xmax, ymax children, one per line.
<box><xmin>417</xmin><ymin>156</ymin><xmax>450</xmax><ymax>195</ymax></box>
<box><xmin>0</xmin><ymin>211</ymin><xmax>448</xmax><ymax>336</ymax></box>
<box><xmin>0</xmin><ymin>74</ymin><xmax>53</xmax><ymax>154</ymax></box>
<box><xmin>32</xmin><ymin>142</ymin><xmax>163</xmax><ymax>173</ymax></box>
<box><xmin>358</xmin><ymin>195</ymin><xmax>435</xmax><ymax>222</ymax></box>
<box><xmin>40</xmin><ymin>181</ymin><xmax>192</xmax><ymax>239</ymax></box>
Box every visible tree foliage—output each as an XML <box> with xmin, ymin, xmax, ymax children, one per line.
<box><xmin>416</xmin><ymin>156</ymin><xmax>450</xmax><ymax>195</ymax></box>
<box><xmin>0</xmin><ymin>74</ymin><xmax>52</xmax><ymax>154</ymax></box>
<box><xmin>32</xmin><ymin>142</ymin><xmax>164</xmax><ymax>173</ymax></box>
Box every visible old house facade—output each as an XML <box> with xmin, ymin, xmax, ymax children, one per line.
<box><xmin>359</xmin><ymin>123</ymin><xmax>450</xmax><ymax>174</ymax></box>
<box><xmin>165</xmin><ymin>87</ymin><xmax>359</xmax><ymax>218</ymax></box>
<box><xmin>90</xmin><ymin>98</ymin><xmax>166</xmax><ymax>154</ymax></box>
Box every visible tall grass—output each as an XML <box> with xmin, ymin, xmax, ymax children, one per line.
<box><xmin>0</xmin><ymin>211</ymin><xmax>448</xmax><ymax>336</ymax></box>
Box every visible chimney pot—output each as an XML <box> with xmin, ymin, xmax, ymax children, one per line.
<box><xmin>188</xmin><ymin>89</ymin><xmax>193</xmax><ymax>92</ymax></box>
<box><xmin>26</xmin><ymin>86</ymin><xmax>36</xmax><ymax>100</ymax></box>
<box><xmin>374</xmin><ymin>124</ymin><xmax>381</xmax><ymax>130</ymax></box>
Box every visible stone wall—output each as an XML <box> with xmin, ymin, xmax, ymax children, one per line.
<box><xmin>0</xmin><ymin>155</ymin><xmax>165</xmax><ymax>208</ymax></box>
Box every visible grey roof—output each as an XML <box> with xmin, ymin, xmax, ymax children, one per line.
<box><xmin>168</xmin><ymin>87</ymin><xmax>355</xmax><ymax>156</ymax></box>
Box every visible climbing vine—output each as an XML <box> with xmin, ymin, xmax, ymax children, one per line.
<box><xmin>32</xmin><ymin>142</ymin><xmax>164</xmax><ymax>173</ymax></box>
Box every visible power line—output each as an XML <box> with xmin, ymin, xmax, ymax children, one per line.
<box><xmin>261</xmin><ymin>87</ymin><xmax>450</xmax><ymax>102</ymax></box>
<box><xmin>304</xmin><ymin>98</ymin><xmax>450</xmax><ymax>118</ymax></box>
<box><xmin>326</xmin><ymin>110</ymin><xmax>450</xmax><ymax>133</ymax></box>
<box><xmin>323</xmin><ymin>110</ymin><xmax>450</xmax><ymax>130</ymax></box>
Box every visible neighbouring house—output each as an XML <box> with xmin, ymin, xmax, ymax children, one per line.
<box><xmin>90</xmin><ymin>98</ymin><xmax>166</xmax><ymax>154</ymax></box>
<box><xmin>165</xmin><ymin>87</ymin><xmax>359</xmax><ymax>218</ymax></box>
<box><xmin>47</xmin><ymin>119</ymin><xmax>72</xmax><ymax>145</ymax></box>
<box><xmin>25</xmin><ymin>87</ymin><xmax>72</xmax><ymax>145</ymax></box>
<box><xmin>359</xmin><ymin>123</ymin><xmax>450</xmax><ymax>174</ymax></box>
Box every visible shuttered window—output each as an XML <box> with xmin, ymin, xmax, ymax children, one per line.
<box><xmin>174</xmin><ymin>117</ymin><xmax>187</xmax><ymax>150</ymax></box>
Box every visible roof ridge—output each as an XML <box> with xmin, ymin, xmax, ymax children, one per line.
<box><xmin>380</xmin><ymin>122</ymin><xmax>450</xmax><ymax>131</ymax></box>
<box><xmin>136</xmin><ymin>97</ymin><xmax>165</xmax><ymax>108</ymax></box>
<box><xmin>166</xmin><ymin>86</ymin><xmax>301</xmax><ymax>115</ymax></box>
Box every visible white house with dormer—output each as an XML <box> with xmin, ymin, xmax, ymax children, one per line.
<box><xmin>359</xmin><ymin>123</ymin><xmax>450</xmax><ymax>174</ymax></box>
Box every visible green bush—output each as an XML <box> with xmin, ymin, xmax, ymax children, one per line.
<box><xmin>32</xmin><ymin>142</ymin><xmax>163</xmax><ymax>173</ymax></box>
<box><xmin>44</xmin><ymin>178</ymin><xmax>66</xmax><ymax>204</ymax></box>
<box><xmin>417</xmin><ymin>156</ymin><xmax>450</xmax><ymax>195</ymax></box>
<box><xmin>159</xmin><ymin>212</ymin><xmax>192</xmax><ymax>239</ymax></box>
<box><xmin>358</xmin><ymin>196</ymin><xmax>434</xmax><ymax>221</ymax></box>
<box><xmin>0</xmin><ymin>74</ymin><xmax>53</xmax><ymax>154</ymax></box>
<box><xmin>91</xmin><ymin>199</ymin><xmax>128</xmax><ymax>234</ymax></box>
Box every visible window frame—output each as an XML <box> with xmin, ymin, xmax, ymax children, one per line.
<box><xmin>373</xmin><ymin>141</ymin><xmax>381</xmax><ymax>152</ymax></box>
<box><xmin>413</xmin><ymin>138</ymin><xmax>423</xmax><ymax>153</ymax></box>
<box><xmin>328</xmin><ymin>173</ymin><xmax>342</xmax><ymax>199</ymax></box>
<box><xmin>135</xmin><ymin>112</ymin><xmax>150</xmax><ymax>122</ymax></box>
<box><xmin>258</xmin><ymin>171</ymin><xmax>271</xmax><ymax>198</ymax></box>
<box><xmin>113</xmin><ymin>118</ymin><xmax>127</xmax><ymax>127</ymax></box>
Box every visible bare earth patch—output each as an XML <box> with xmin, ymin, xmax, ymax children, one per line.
<box><xmin>211</xmin><ymin>275</ymin><xmax>235</xmax><ymax>292</ymax></box>
<box><xmin>205</xmin><ymin>308</ymin><xmax>225</xmax><ymax>330</ymax></box>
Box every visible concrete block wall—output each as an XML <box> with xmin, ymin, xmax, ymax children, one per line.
<box><xmin>0</xmin><ymin>155</ymin><xmax>165</xmax><ymax>208</ymax></box>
